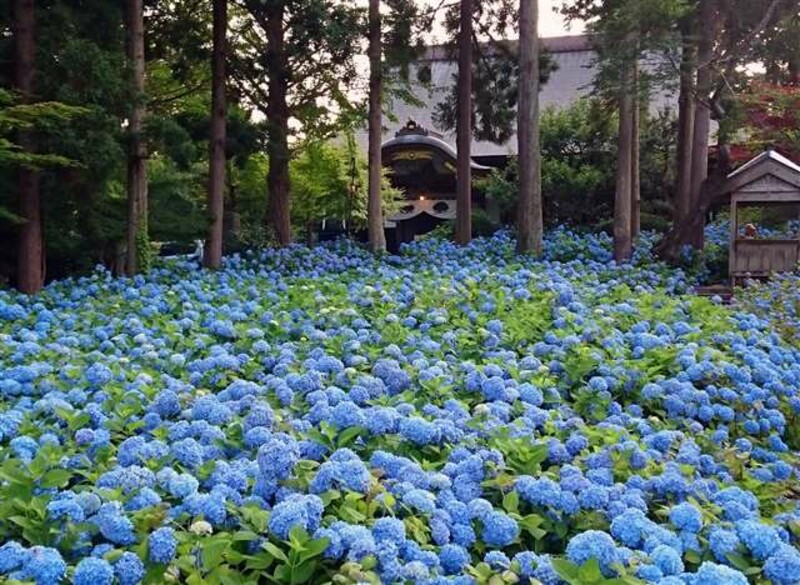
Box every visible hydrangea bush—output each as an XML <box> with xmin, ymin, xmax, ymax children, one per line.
<box><xmin>0</xmin><ymin>229</ymin><xmax>799</xmax><ymax>584</ymax></box>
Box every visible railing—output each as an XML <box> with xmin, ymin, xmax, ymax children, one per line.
<box><xmin>731</xmin><ymin>239</ymin><xmax>800</xmax><ymax>276</ymax></box>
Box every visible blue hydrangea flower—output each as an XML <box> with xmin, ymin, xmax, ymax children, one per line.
<box><xmin>0</xmin><ymin>542</ymin><xmax>28</xmax><ymax>574</ymax></box>
<box><xmin>149</xmin><ymin>527</ymin><xmax>177</xmax><ymax>564</ymax></box>
<box><xmin>735</xmin><ymin>519</ymin><xmax>782</xmax><ymax>560</ymax></box>
<box><xmin>371</xmin><ymin>517</ymin><xmax>406</xmax><ymax>545</ymax></box>
<box><xmin>439</xmin><ymin>544</ymin><xmax>470</xmax><ymax>574</ymax></box>
<box><xmin>763</xmin><ymin>544</ymin><xmax>800</xmax><ymax>585</ymax></box>
<box><xmin>669</xmin><ymin>502</ymin><xmax>703</xmax><ymax>533</ymax></box>
<box><xmin>74</xmin><ymin>557</ymin><xmax>114</xmax><ymax>585</ymax></box>
<box><xmin>566</xmin><ymin>531</ymin><xmax>619</xmax><ymax>575</ymax></box>
<box><xmin>93</xmin><ymin>505</ymin><xmax>136</xmax><ymax>545</ymax></box>
<box><xmin>257</xmin><ymin>433</ymin><xmax>299</xmax><ymax>482</ymax></box>
<box><xmin>650</xmin><ymin>544</ymin><xmax>683</xmax><ymax>576</ymax></box>
<box><xmin>484</xmin><ymin>550</ymin><xmax>511</xmax><ymax>570</ymax></box>
<box><xmin>480</xmin><ymin>511</ymin><xmax>519</xmax><ymax>548</ymax></box>
<box><xmin>18</xmin><ymin>546</ymin><xmax>67</xmax><ymax>585</ymax></box>
<box><xmin>268</xmin><ymin>494</ymin><xmax>324</xmax><ymax>540</ymax></box>
<box><xmin>114</xmin><ymin>552</ymin><xmax>145</xmax><ymax>585</ymax></box>
<box><xmin>693</xmin><ymin>561</ymin><xmax>748</xmax><ymax>585</ymax></box>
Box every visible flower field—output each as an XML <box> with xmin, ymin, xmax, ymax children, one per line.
<box><xmin>1</xmin><ymin>230</ymin><xmax>799</xmax><ymax>585</ymax></box>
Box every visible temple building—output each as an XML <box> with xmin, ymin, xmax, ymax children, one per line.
<box><xmin>360</xmin><ymin>34</ymin><xmax>683</xmax><ymax>244</ymax></box>
<box><xmin>381</xmin><ymin>120</ymin><xmax>493</xmax><ymax>248</ymax></box>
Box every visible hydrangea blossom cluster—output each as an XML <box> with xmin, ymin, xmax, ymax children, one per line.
<box><xmin>0</xmin><ymin>228</ymin><xmax>798</xmax><ymax>584</ymax></box>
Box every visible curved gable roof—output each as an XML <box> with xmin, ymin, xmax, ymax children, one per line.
<box><xmin>381</xmin><ymin>133</ymin><xmax>492</xmax><ymax>171</ymax></box>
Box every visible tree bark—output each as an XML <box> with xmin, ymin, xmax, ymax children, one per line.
<box><xmin>675</xmin><ymin>32</ymin><xmax>696</xmax><ymax>225</ymax></box>
<box><xmin>125</xmin><ymin>0</ymin><xmax>148</xmax><ymax>276</ymax></box>
<box><xmin>630</xmin><ymin>59</ymin><xmax>641</xmax><ymax>240</ymax></box>
<box><xmin>367</xmin><ymin>0</ymin><xmax>386</xmax><ymax>253</ymax></box>
<box><xmin>614</xmin><ymin>62</ymin><xmax>634</xmax><ymax>263</ymax></box>
<box><xmin>516</xmin><ymin>0</ymin><xmax>542</xmax><ymax>256</ymax></box>
<box><xmin>223</xmin><ymin>160</ymin><xmax>240</xmax><ymax>250</ymax></box>
<box><xmin>13</xmin><ymin>0</ymin><xmax>44</xmax><ymax>294</ymax></box>
<box><xmin>654</xmin><ymin>146</ymin><xmax>731</xmax><ymax>264</ymax></box>
<box><xmin>265</xmin><ymin>0</ymin><xmax>292</xmax><ymax>246</ymax></box>
<box><xmin>205</xmin><ymin>0</ymin><xmax>227</xmax><ymax>268</ymax></box>
<box><xmin>455</xmin><ymin>0</ymin><xmax>473</xmax><ymax>246</ymax></box>
<box><xmin>688</xmin><ymin>0</ymin><xmax>714</xmax><ymax>249</ymax></box>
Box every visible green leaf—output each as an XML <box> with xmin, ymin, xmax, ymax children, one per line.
<box><xmin>502</xmin><ymin>490</ymin><xmax>519</xmax><ymax>513</ymax></box>
<box><xmin>726</xmin><ymin>552</ymin><xmax>751</xmax><ymax>572</ymax></box>
<box><xmin>337</xmin><ymin>425</ymin><xmax>366</xmax><ymax>448</ymax></box>
<box><xmin>519</xmin><ymin>514</ymin><xmax>547</xmax><ymax>540</ymax></box>
<box><xmin>298</xmin><ymin>537</ymin><xmax>330</xmax><ymax>563</ymax></box>
<box><xmin>41</xmin><ymin>468</ymin><xmax>72</xmax><ymax>489</ymax></box>
<box><xmin>263</xmin><ymin>542</ymin><xmax>288</xmax><ymax>563</ymax></box>
<box><xmin>577</xmin><ymin>559</ymin><xmax>603</xmax><ymax>583</ymax></box>
<box><xmin>202</xmin><ymin>538</ymin><xmax>229</xmax><ymax>570</ymax></box>
<box><xmin>8</xmin><ymin>515</ymin><xmax>36</xmax><ymax>530</ymax></box>
<box><xmin>551</xmin><ymin>558</ymin><xmax>580</xmax><ymax>582</ymax></box>
<box><xmin>288</xmin><ymin>525</ymin><xmax>309</xmax><ymax>548</ymax></box>
<box><xmin>241</xmin><ymin>506</ymin><xmax>269</xmax><ymax>533</ymax></box>
<box><xmin>231</xmin><ymin>530</ymin><xmax>259</xmax><ymax>542</ymax></box>
<box><xmin>289</xmin><ymin>559</ymin><xmax>318</xmax><ymax>584</ymax></box>
<box><xmin>244</xmin><ymin>552</ymin><xmax>274</xmax><ymax>571</ymax></box>
<box><xmin>684</xmin><ymin>549</ymin><xmax>702</xmax><ymax>565</ymax></box>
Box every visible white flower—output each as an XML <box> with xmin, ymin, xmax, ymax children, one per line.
<box><xmin>189</xmin><ymin>520</ymin><xmax>213</xmax><ymax>536</ymax></box>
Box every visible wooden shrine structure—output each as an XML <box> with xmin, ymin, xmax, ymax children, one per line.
<box><xmin>720</xmin><ymin>150</ymin><xmax>800</xmax><ymax>281</ymax></box>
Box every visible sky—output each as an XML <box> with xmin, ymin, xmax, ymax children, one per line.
<box><xmin>536</xmin><ymin>0</ymin><xmax>585</xmax><ymax>37</ymax></box>
<box><xmin>423</xmin><ymin>0</ymin><xmax>585</xmax><ymax>40</ymax></box>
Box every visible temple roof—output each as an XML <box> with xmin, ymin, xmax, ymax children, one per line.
<box><xmin>381</xmin><ymin>120</ymin><xmax>491</xmax><ymax>171</ymax></box>
<box><xmin>356</xmin><ymin>34</ymin><xmax>686</xmax><ymax>158</ymax></box>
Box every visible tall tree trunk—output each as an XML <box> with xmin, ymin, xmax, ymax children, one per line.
<box><xmin>675</xmin><ymin>32</ymin><xmax>696</xmax><ymax>225</ymax></box>
<box><xmin>367</xmin><ymin>0</ymin><xmax>386</xmax><ymax>253</ymax></box>
<box><xmin>265</xmin><ymin>0</ymin><xmax>291</xmax><ymax>246</ymax></box>
<box><xmin>13</xmin><ymin>0</ymin><xmax>43</xmax><ymax>294</ymax></box>
<box><xmin>516</xmin><ymin>0</ymin><xmax>542</xmax><ymax>256</ymax></box>
<box><xmin>688</xmin><ymin>0</ymin><xmax>714</xmax><ymax>249</ymax></box>
<box><xmin>630</xmin><ymin>59</ymin><xmax>641</xmax><ymax>240</ymax></box>
<box><xmin>455</xmin><ymin>0</ymin><xmax>472</xmax><ymax>245</ymax></box>
<box><xmin>614</xmin><ymin>62</ymin><xmax>634</xmax><ymax>263</ymax></box>
<box><xmin>125</xmin><ymin>0</ymin><xmax>148</xmax><ymax>276</ymax></box>
<box><xmin>205</xmin><ymin>0</ymin><xmax>227</xmax><ymax>268</ymax></box>
<box><xmin>223</xmin><ymin>161</ymin><xmax>240</xmax><ymax>250</ymax></box>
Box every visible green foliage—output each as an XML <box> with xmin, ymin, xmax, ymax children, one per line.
<box><xmin>423</xmin><ymin>209</ymin><xmax>502</xmax><ymax>240</ymax></box>
<box><xmin>552</xmin><ymin>558</ymin><xmax>644</xmax><ymax>585</ymax></box>
<box><xmin>147</xmin><ymin>155</ymin><xmax>206</xmax><ymax>243</ymax></box>
<box><xmin>136</xmin><ymin>216</ymin><xmax>154</xmax><ymax>273</ymax></box>
<box><xmin>234</xmin><ymin>0</ymin><xmax>366</xmax><ymax>140</ymax></box>
<box><xmin>0</xmin><ymin>89</ymin><xmax>87</xmax><ymax>227</ymax></box>
<box><xmin>0</xmin><ymin>90</ymin><xmax>87</xmax><ymax>171</ymax></box>
<box><xmin>477</xmin><ymin>98</ymin><xmax>678</xmax><ymax>230</ymax></box>
<box><xmin>288</xmin><ymin>140</ymin><xmax>404</xmax><ymax>241</ymax></box>
<box><xmin>560</xmin><ymin>0</ymin><xmax>688</xmax><ymax>97</ymax></box>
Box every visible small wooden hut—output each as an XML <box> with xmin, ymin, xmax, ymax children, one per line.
<box><xmin>720</xmin><ymin>150</ymin><xmax>800</xmax><ymax>282</ymax></box>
